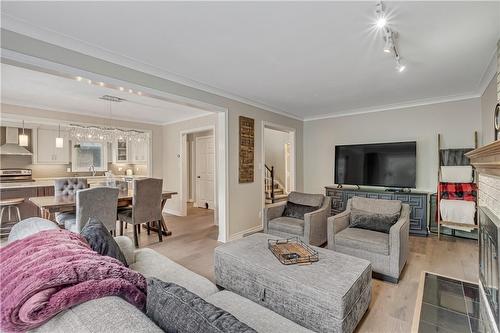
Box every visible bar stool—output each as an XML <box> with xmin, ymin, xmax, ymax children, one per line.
<box><xmin>0</xmin><ymin>198</ymin><xmax>24</xmax><ymax>225</ymax></box>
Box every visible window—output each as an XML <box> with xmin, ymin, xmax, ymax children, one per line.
<box><xmin>72</xmin><ymin>142</ymin><xmax>108</xmax><ymax>172</ymax></box>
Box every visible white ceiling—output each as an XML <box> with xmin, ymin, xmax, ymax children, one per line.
<box><xmin>1</xmin><ymin>1</ymin><xmax>499</xmax><ymax>120</ymax></box>
<box><xmin>0</xmin><ymin>63</ymin><xmax>212</xmax><ymax>124</ymax></box>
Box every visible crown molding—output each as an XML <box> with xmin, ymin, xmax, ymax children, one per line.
<box><xmin>304</xmin><ymin>93</ymin><xmax>481</xmax><ymax>122</ymax></box>
<box><xmin>477</xmin><ymin>48</ymin><xmax>498</xmax><ymax>97</ymax></box>
<box><xmin>1</xmin><ymin>15</ymin><xmax>303</xmax><ymax>121</ymax></box>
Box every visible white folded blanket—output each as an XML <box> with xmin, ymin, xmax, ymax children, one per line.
<box><xmin>440</xmin><ymin>199</ymin><xmax>476</xmax><ymax>232</ymax></box>
<box><xmin>440</xmin><ymin>166</ymin><xmax>473</xmax><ymax>183</ymax></box>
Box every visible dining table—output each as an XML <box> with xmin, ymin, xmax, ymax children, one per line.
<box><xmin>29</xmin><ymin>190</ymin><xmax>178</xmax><ymax>236</ymax></box>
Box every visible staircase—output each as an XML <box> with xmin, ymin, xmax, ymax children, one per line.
<box><xmin>265</xmin><ymin>164</ymin><xmax>288</xmax><ymax>204</ymax></box>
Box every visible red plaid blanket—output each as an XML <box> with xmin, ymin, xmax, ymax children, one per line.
<box><xmin>438</xmin><ymin>182</ymin><xmax>477</xmax><ymax>201</ymax></box>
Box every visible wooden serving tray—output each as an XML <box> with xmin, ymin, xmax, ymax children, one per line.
<box><xmin>268</xmin><ymin>237</ymin><xmax>319</xmax><ymax>265</ymax></box>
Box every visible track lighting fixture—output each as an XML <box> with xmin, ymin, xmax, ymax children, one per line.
<box><xmin>375</xmin><ymin>1</ymin><xmax>407</xmax><ymax>73</ymax></box>
<box><xmin>375</xmin><ymin>2</ymin><xmax>387</xmax><ymax>28</ymax></box>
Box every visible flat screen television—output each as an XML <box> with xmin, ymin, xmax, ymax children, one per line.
<box><xmin>334</xmin><ymin>141</ymin><xmax>416</xmax><ymax>188</ymax></box>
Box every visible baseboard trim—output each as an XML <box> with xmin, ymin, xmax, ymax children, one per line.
<box><xmin>228</xmin><ymin>225</ymin><xmax>263</xmax><ymax>242</ymax></box>
<box><xmin>164</xmin><ymin>208</ymin><xmax>184</xmax><ymax>217</ymax></box>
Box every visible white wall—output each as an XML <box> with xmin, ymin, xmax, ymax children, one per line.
<box><xmin>303</xmin><ymin>98</ymin><xmax>482</xmax><ymax>194</ymax></box>
<box><xmin>264</xmin><ymin>128</ymin><xmax>289</xmax><ymax>185</ymax></box>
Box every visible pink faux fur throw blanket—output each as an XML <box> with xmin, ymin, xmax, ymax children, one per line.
<box><xmin>0</xmin><ymin>229</ymin><xmax>146</xmax><ymax>333</ymax></box>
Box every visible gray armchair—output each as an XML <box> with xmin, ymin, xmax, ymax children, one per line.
<box><xmin>263</xmin><ymin>192</ymin><xmax>331</xmax><ymax>246</ymax></box>
<box><xmin>327</xmin><ymin>196</ymin><xmax>410</xmax><ymax>283</ymax></box>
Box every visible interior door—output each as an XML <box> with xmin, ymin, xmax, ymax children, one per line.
<box><xmin>195</xmin><ymin>135</ymin><xmax>215</xmax><ymax>209</ymax></box>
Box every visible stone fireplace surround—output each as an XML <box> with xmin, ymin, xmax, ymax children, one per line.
<box><xmin>467</xmin><ymin>140</ymin><xmax>500</xmax><ymax>332</ymax></box>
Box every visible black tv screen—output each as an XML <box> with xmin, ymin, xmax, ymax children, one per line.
<box><xmin>335</xmin><ymin>141</ymin><xmax>416</xmax><ymax>188</ymax></box>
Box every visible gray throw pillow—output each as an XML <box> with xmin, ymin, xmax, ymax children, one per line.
<box><xmin>350</xmin><ymin>209</ymin><xmax>400</xmax><ymax>234</ymax></box>
<box><xmin>80</xmin><ymin>217</ymin><xmax>128</xmax><ymax>266</ymax></box>
<box><xmin>282</xmin><ymin>201</ymin><xmax>319</xmax><ymax>219</ymax></box>
<box><xmin>146</xmin><ymin>278</ymin><xmax>256</xmax><ymax>333</ymax></box>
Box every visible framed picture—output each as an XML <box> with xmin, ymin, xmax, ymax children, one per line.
<box><xmin>239</xmin><ymin>116</ymin><xmax>254</xmax><ymax>183</ymax></box>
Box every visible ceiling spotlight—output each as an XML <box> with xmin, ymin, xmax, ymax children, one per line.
<box><xmin>376</xmin><ymin>17</ymin><xmax>387</xmax><ymax>28</ymax></box>
<box><xmin>99</xmin><ymin>82</ymin><xmax>105</xmax><ymax>87</ymax></box>
<box><xmin>87</xmin><ymin>79</ymin><xmax>92</xmax><ymax>84</ymax></box>
<box><xmin>137</xmin><ymin>91</ymin><xmax>142</xmax><ymax>96</ymax></box>
<box><xmin>375</xmin><ymin>1</ymin><xmax>387</xmax><ymax>28</ymax></box>
<box><xmin>76</xmin><ymin>76</ymin><xmax>83</xmax><ymax>81</ymax></box>
<box><xmin>128</xmin><ymin>89</ymin><xmax>133</xmax><ymax>93</ymax></box>
<box><xmin>396</xmin><ymin>60</ymin><xmax>406</xmax><ymax>72</ymax></box>
<box><xmin>119</xmin><ymin>87</ymin><xmax>124</xmax><ymax>91</ymax></box>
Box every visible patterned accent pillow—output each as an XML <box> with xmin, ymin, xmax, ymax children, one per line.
<box><xmin>146</xmin><ymin>278</ymin><xmax>256</xmax><ymax>333</ymax></box>
<box><xmin>350</xmin><ymin>208</ymin><xmax>400</xmax><ymax>234</ymax></box>
<box><xmin>80</xmin><ymin>217</ymin><xmax>128</xmax><ymax>266</ymax></box>
<box><xmin>282</xmin><ymin>201</ymin><xmax>320</xmax><ymax>219</ymax></box>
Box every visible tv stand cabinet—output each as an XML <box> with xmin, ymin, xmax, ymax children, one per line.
<box><xmin>325</xmin><ymin>186</ymin><xmax>428</xmax><ymax>236</ymax></box>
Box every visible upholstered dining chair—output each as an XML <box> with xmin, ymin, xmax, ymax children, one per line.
<box><xmin>63</xmin><ymin>187</ymin><xmax>120</xmax><ymax>234</ymax></box>
<box><xmin>117</xmin><ymin>178</ymin><xmax>164</xmax><ymax>247</ymax></box>
<box><xmin>54</xmin><ymin>178</ymin><xmax>88</xmax><ymax>226</ymax></box>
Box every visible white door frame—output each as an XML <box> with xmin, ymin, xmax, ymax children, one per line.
<box><xmin>180</xmin><ymin>126</ymin><xmax>216</xmax><ymax>213</ymax></box>
<box><xmin>261</xmin><ymin>121</ymin><xmax>296</xmax><ymax>225</ymax></box>
<box><xmin>0</xmin><ymin>50</ymin><xmax>230</xmax><ymax>243</ymax></box>
<box><xmin>194</xmin><ymin>133</ymin><xmax>215</xmax><ymax>209</ymax></box>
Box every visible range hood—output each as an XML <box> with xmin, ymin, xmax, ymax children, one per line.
<box><xmin>0</xmin><ymin>127</ymin><xmax>32</xmax><ymax>156</ymax></box>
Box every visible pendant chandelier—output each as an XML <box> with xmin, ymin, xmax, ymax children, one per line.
<box><xmin>69</xmin><ymin>95</ymin><xmax>149</xmax><ymax>143</ymax></box>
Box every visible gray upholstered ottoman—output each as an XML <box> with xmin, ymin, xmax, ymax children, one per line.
<box><xmin>214</xmin><ymin>233</ymin><xmax>371</xmax><ymax>333</ymax></box>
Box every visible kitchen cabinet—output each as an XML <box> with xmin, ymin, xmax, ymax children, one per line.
<box><xmin>35</xmin><ymin>128</ymin><xmax>70</xmax><ymax>164</ymax></box>
<box><xmin>112</xmin><ymin>139</ymin><xmax>130</xmax><ymax>163</ymax></box>
<box><xmin>130</xmin><ymin>139</ymin><xmax>148</xmax><ymax>164</ymax></box>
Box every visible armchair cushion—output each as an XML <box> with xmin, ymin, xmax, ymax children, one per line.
<box><xmin>336</xmin><ymin>227</ymin><xmax>389</xmax><ymax>255</ymax></box>
<box><xmin>288</xmin><ymin>192</ymin><xmax>324</xmax><ymax>207</ymax></box>
<box><xmin>351</xmin><ymin>197</ymin><xmax>402</xmax><ymax>216</ymax></box>
<box><xmin>282</xmin><ymin>201</ymin><xmax>319</xmax><ymax>220</ymax></box>
<box><xmin>350</xmin><ymin>209</ymin><xmax>400</xmax><ymax>234</ymax></box>
<box><xmin>268</xmin><ymin>217</ymin><xmax>304</xmax><ymax>235</ymax></box>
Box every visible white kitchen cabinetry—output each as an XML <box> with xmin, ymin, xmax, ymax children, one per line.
<box><xmin>130</xmin><ymin>139</ymin><xmax>148</xmax><ymax>164</ymax></box>
<box><xmin>112</xmin><ymin>139</ymin><xmax>130</xmax><ymax>163</ymax></box>
<box><xmin>34</xmin><ymin>128</ymin><xmax>70</xmax><ymax>164</ymax></box>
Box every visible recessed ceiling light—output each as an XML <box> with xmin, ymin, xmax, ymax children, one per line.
<box><xmin>137</xmin><ymin>91</ymin><xmax>142</xmax><ymax>96</ymax></box>
<box><xmin>128</xmin><ymin>89</ymin><xmax>133</xmax><ymax>93</ymax></box>
<box><xmin>76</xmin><ymin>76</ymin><xmax>83</xmax><ymax>81</ymax></box>
<box><xmin>87</xmin><ymin>79</ymin><xmax>92</xmax><ymax>84</ymax></box>
<box><xmin>99</xmin><ymin>82</ymin><xmax>105</xmax><ymax>87</ymax></box>
<box><xmin>119</xmin><ymin>87</ymin><xmax>124</xmax><ymax>91</ymax></box>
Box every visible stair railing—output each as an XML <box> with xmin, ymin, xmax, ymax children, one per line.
<box><xmin>265</xmin><ymin>164</ymin><xmax>275</xmax><ymax>203</ymax></box>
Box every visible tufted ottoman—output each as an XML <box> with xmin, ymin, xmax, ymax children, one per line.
<box><xmin>214</xmin><ymin>233</ymin><xmax>372</xmax><ymax>333</ymax></box>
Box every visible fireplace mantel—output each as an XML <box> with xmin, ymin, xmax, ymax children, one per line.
<box><xmin>466</xmin><ymin>140</ymin><xmax>500</xmax><ymax>176</ymax></box>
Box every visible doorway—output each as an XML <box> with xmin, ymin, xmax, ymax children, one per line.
<box><xmin>187</xmin><ymin>130</ymin><xmax>215</xmax><ymax>210</ymax></box>
<box><xmin>180</xmin><ymin>126</ymin><xmax>218</xmax><ymax>222</ymax></box>
<box><xmin>261</xmin><ymin>122</ymin><xmax>296</xmax><ymax>209</ymax></box>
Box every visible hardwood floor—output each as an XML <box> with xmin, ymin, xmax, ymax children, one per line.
<box><xmin>125</xmin><ymin>208</ymin><xmax>478</xmax><ymax>333</ymax></box>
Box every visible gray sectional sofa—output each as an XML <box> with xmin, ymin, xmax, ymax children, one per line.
<box><xmin>32</xmin><ymin>236</ymin><xmax>314</xmax><ymax>333</ymax></box>
<box><xmin>8</xmin><ymin>219</ymin><xmax>313</xmax><ymax>333</ymax></box>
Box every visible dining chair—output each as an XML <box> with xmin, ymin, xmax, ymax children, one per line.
<box><xmin>54</xmin><ymin>178</ymin><xmax>88</xmax><ymax>226</ymax></box>
<box><xmin>63</xmin><ymin>187</ymin><xmax>119</xmax><ymax>234</ymax></box>
<box><xmin>117</xmin><ymin>178</ymin><xmax>164</xmax><ymax>247</ymax></box>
